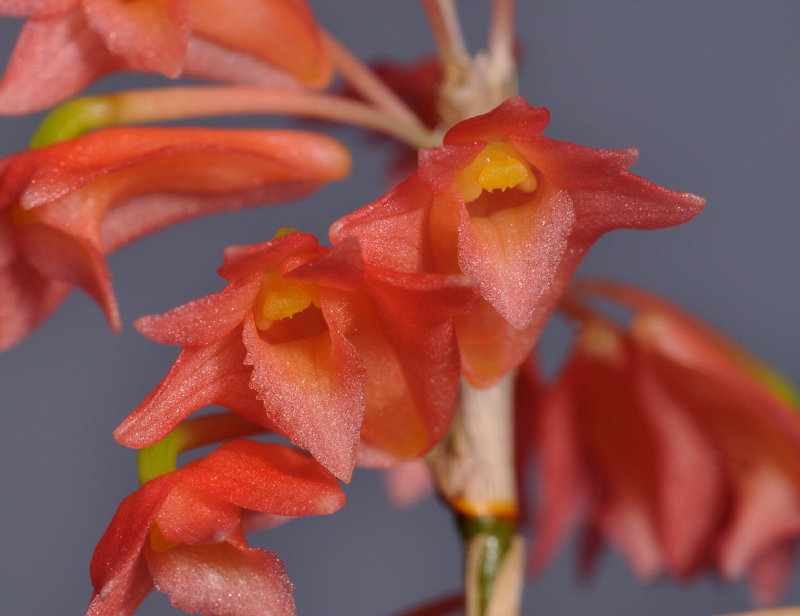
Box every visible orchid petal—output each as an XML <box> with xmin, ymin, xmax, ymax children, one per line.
<box><xmin>242</xmin><ymin>313</ymin><xmax>365</xmax><ymax>482</ymax></box>
<box><xmin>83</xmin><ymin>0</ymin><xmax>191</xmax><ymax>77</ymax></box>
<box><xmin>180</xmin><ymin>440</ymin><xmax>345</xmax><ymax>516</ymax></box>
<box><xmin>143</xmin><ymin>540</ymin><xmax>295</xmax><ymax>616</ymax></box>
<box><xmin>0</xmin><ymin>9</ymin><xmax>119</xmax><ymax>114</ymax></box>
<box><xmin>114</xmin><ymin>329</ymin><xmax>265</xmax><ymax>448</ymax></box>
<box><xmin>134</xmin><ymin>273</ymin><xmax>262</xmax><ymax>346</ymax></box>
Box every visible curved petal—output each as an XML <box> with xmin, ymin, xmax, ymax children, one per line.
<box><xmin>455</xmin><ymin>179</ymin><xmax>574</xmax><ymax>328</ymax></box>
<box><xmin>155</xmin><ymin>483</ymin><xmax>240</xmax><ymax>546</ymax></box>
<box><xmin>0</xmin><ymin>0</ymin><xmax>78</xmax><ymax>17</ymax></box>
<box><xmin>134</xmin><ymin>273</ymin><xmax>261</xmax><ymax>346</ymax></box>
<box><xmin>189</xmin><ymin>0</ymin><xmax>331</xmax><ymax>88</ymax></box>
<box><xmin>88</xmin><ymin>476</ymin><xmax>177</xmax><ymax>615</ymax></box>
<box><xmin>83</xmin><ymin>0</ymin><xmax>191</xmax><ymax>77</ymax></box>
<box><xmin>114</xmin><ymin>329</ymin><xmax>265</xmax><ymax>448</ymax></box>
<box><xmin>442</xmin><ymin>96</ymin><xmax>550</xmax><ymax>145</ymax></box>
<box><xmin>242</xmin><ymin>313</ymin><xmax>365</xmax><ymax>482</ymax></box>
<box><xmin>143</xmin><ymin>540</ymin><xmax>295</xmax><ymax>616</ymax></box>
<box><xmin>0</xmin><ymin>9</ymin><xmax>120</xmax><ymax>114</ymax></box>
<box><xmin>181</xmin><ymin>440</ymin><xmax>345</xmax><ymax>516</ymax></box>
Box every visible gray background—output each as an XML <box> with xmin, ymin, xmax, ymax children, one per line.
<box><xmin>1</xmin><ymin>2</ymin><xmax>798</xmax><ymax>614</ymax></box>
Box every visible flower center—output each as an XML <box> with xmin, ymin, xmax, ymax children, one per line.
<box><xmin>253</xmin><ymin>270</ymin><xmax>321</xmax><ymax>332</ymax></box>
<box><xmin>456</xmin><ymin>143</ymin><xmax>537</xmax><ymax>203</ymax></box>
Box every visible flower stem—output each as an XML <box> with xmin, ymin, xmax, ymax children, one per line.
<box><xmin>429</xmin><ymin>374</ymin><xmax>525</xmax><ymax>616</ymax></box>
<box><xmin>31</xmin><ymin>86</ymin><xmax>439</xmax><ymax>149</ymax></box>
<box><xmin>137</xmin><ymin>412</ymin><xmax>264</xmax><ymax>484</ymax></box>
<box><xmin>323</xmin><ymin>30</ymin><xmax>428</xmax><ymax>132</ymax></box>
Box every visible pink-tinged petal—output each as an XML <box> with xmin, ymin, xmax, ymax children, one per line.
<box><xmin>418</xmin><ymin>142</ymin><xmax>486</xmax><ymax>193</ymax></box>
<box><xmin>513</xmin><ymin>136</ymin><xmax>639</xmax><ymax>187</ymax></box>
<box><xmin>528</xmin><ymin>378</ymin><xmax>590</xmax><ymax>572</ymax></box>
<box><xmin>88</xmin><ymin>476</ymin><xmax>177</xmax><ymax>615</ymax></box>
<box><xmin>635</xmin><ymin>354</ymin><xmax>726</xmax><ymax>578</ymax></box>
<box><xmin>329</xmin><ymin>174</ymin><xmax>437</xmax><ymax>273</ymax></box>
<box><xmin>568</xmin><ymin>172</ymin><xmax>706</xmax><ymax>238</ymax></box>
<box><xmin>442</xmin><ymin>96</ymin><xmax>550</xmax><ymax>145</ymax></box>
<box><xmin>455</xmin><ymin>179</ymin><xmax>575</xmax><ymax>328</ymax></box>
<box><xmin>114</xmin><ymin>329</ymin><xmax>266</xmax><ymax>448</ymax></box>
<box><xmin>155</xmin><ymin>483</ymin><xmax>240</xmax><ymax>545</ymax></box>
<box><xmin>454</xmin><ymin>297</ymin><xmax>541</xmax><ymax>387</ymax></box>
<box><xmin>182</xmin><ymin>36</ymin><xmax>303</xmax><ymax>89</ymax></box>
<box><xmin>18</xmin><ymin>223</ymin><xmax>120</xmax><ymax>332</ymax></box>
<box><xmin>3</xmin><ymin>128</ymin><xmax>350</xmax><ymax>212</ymax></box>
<box><xmin>242</xmin><ymin>313</ymin><xmax>365</xmax><ymax>482</ymax></box>
<box><xmin>189</xmin><ymin>0</ymin><xmax>331</xmax><ymax>88</ymax></box>
<box><xmin>83</xmin><ymin>0</ymin><xmax>190</xmax><ymax>77</ymax></box>
<box><xmin>285</xmin><ymin>235</ymin><xmax>363</xmax><ymax>292</ymax></box>
<box><xmin>344</xmin><ymin>267</ymin><xmax>474</xmax><ymax>460</ymax></box>
<box><xmin>181</xmin><ymin>440</ymin><xmax>345</xmax><ymax>516</ymax></box>
<box><xmin>143</xmin><ymin>540</ymin><xmax>295</xmax><ymax>616</ymax></box>
<box><xmin>86</xmin><ymin>556</ymin><xmax>153</xmax><ymax>616</ymax></box>
<box><xmin>219</xmin><ymin>232</ymin><xmax>322</xmax><ymax>283</ymax></box>
<box><xmin>134</xmin><ymin>273</ymin><xmax>262</xmax><ymax>346</ymax></box>
<box><xmin>0</xmin><ymin>9</ymin><xmax>120</xmax><ymax>114</ymax></box>
<box><xmin>573</xmin><ymin>343</ymin><xmax>663</xmax><ymax>580</ymax></box>
<box><xmin>0</xmin><ymin>250</ymin><xmax>71</xmax><ymax>352</ymax></box>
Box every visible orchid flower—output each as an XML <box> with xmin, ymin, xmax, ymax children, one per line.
<box><xmin>114</xmin><ymin>230</ymin><xmax>476</xmax><ymax>481</ymax></box>
<box><xmin>330</xmin><ymin>96</ymin><xmax>706</xmax><ymax>386</ymax></box>
<box><xmin>0</xmin><ymin>0</ymin><xmax>331</xmax><ymax>113</ymax></box>
<box><xmin>87</xmin><ymin>413</ymin><xmax>345</xmax><ymax>616</ymax></box>
<box><xmin>0</xmin><ymin>126</ymin><xmax>349</xmax><ymax>351</ymax></box>
<box><xmin>529</xmin><ymin>280</ymin><xmax>800</xmax><ymax>603</ymax></box>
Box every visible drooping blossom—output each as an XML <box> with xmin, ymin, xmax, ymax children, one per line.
<box><xmin>0</xmin><ymin>0</ymin><xmax>331</xmax><ymax>113</ymax></box>
<box><xmin>330</xmin><ymin>96</ymin><xmax>705</xmax><ymax>386</ymax></box>
<box><xmin>114</xmin><ymin>231</ymin><xmax>476</xmax><ymax>481</ymax></box>
<box><xmin>87</xmin><ymin>436</ymin><xmax>345</xmax><ymax>616</ymax></box>
<box><xmin>529</xmin><ymin>280</ymin><xmax>800</xmax><ymax>603</ymax></box>
<box><xmin>0</xmin><ymin>126</ymin><xmax>350</xmax><ymax>351</ymax></box>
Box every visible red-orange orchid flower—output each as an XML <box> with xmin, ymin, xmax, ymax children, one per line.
<box><xmin>0</xmin><ymin>126</ymin><xmax>350</xmax><ymax>351</ymax></box>
<box><xmin>114</xmin><ymin>231</ymin><xmax>476</xmax><ymax>481</ymax></box>
<box><xmin>529</xmin><ymin>280</ymin><xmax>800</xmax><ymax>603</ymax></box>
<box><xmin>330</xmin><ymin>96</ymin><xmax>705</xmax><ymax>387</ymax></box>
<box><xmin>0</xmin><ymin>0</ymin><xmax>331</xmax><ymax>113</ymax></box>
<box><xmin>87</xmin><ymin>436</ymin><xmax>344</xmax><ymax>616</ymax></box>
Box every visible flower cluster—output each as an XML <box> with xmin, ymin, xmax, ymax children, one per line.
<box><xmin>0</xmin><ymin>1</ymin><xmax>796</xmax><ymax>616</ymax></box>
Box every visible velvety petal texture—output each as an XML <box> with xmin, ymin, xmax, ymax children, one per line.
<box><xmin>0</xmin><ymin>127</ymin><xmax>350</xmax><ymax>351</ymax></box>
<box><xmin>0</xmin><ymin>0</ymin><xmax>331</xmax><ymax>113</ymax></box>
<box><xmin>527</xmin><ymin>281</ymin><xmax>800</xmax><ymax>602</ymax></box>
<box><xmin>87</xmin><ymin>439</ymin><xmax>344</xmax><ymax>616</ymax></box>
<box><xmin>331</xmin><ymin>96</ymin><xmax>705</xmax><ymax>386</ymax></box>
<box><xmin>118</xmin><ymin>232</ymin><xmax>475</xmax><ymax>481</ymax></box>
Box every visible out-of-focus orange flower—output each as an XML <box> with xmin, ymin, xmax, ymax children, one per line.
<box><xmin>86</xmin><ymin>437</ymin><xmax>344</xmax><ymax>616</ymax></box>
<box><xmin>115</xmin><ymin>231</ymin><xmax>476</xmax><ymax>481</ymax></box>
<box><xmin>0</xmin><ymin>0</ymin><xmax>331</xmax><ymax>113</ymax></box>
<box><xmin>529</xmin><ymin>280</ymin><xmax>800</xmax><ymax>603</ymax></box>
<box><xmin>330</xmin><ymin>97</ymin><xmax>705</xmax><ymax>387</ymax></box>
<box><xmin>0</xmin><ymin>127</ymin><xmax>350</xmax><ymax>351</ymax></box>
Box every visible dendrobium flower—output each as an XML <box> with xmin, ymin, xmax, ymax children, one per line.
<box><xmin>529</xmin><ymin>280</ymin><xmax>800</xmax><ymax>603</ymax></box>
<box><xmin>87</xmin><ymin>436</ymin><xmax>345</xmax><ymax>616</ymax></box>
<box><xmin>330</xmin><ymin>96</ymin><xmax>705</xmax><ymax>386</ymax></box>
<box><xmin>0</xmin><ymin>127</ymin><xmax>350</xmax><ymax>351</ymax></box>
<box><xmin>0</xmin><ymin>0</ymin><xmax>331</xmax><ymax>113</ymax></box>
<box><xmin>114</xmin><ymin>231</ymin><xmax>476</xmax><ymax>481</ymax></box>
